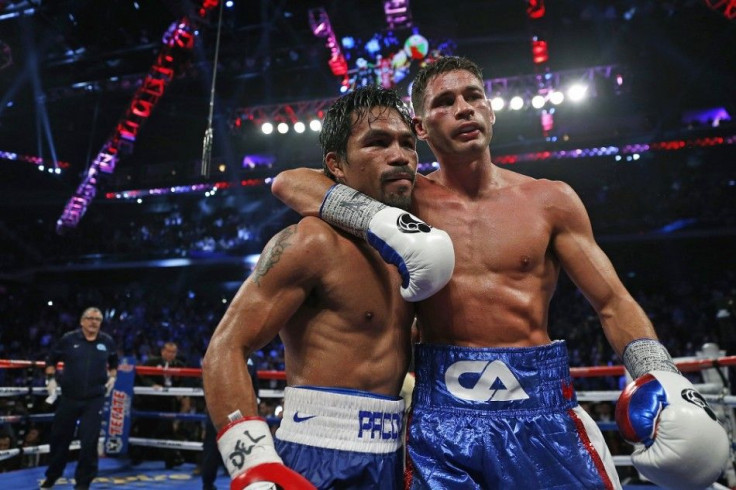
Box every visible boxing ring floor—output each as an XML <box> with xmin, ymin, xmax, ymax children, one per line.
<box><xmin>0</xmin><ymin>458</ymin><xmax>666</xmax><ymax>489</ymax></box>
<box><xmin>0</xmin><ymin>458</ymin><xmax>231</xmax><ymax>488</ymax></box>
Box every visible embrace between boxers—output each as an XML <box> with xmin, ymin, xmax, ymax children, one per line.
<box><xmin>203</xmin><ymin>57</ymin><xmax>729</xmax><ymax>490</ymax></box>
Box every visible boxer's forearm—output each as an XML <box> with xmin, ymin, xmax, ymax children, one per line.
<box><xmin>202</xmin><ymin>345</ymin><xmax>259</xmax><ymax>430</ymax></box>
<box><xmin>271</xmin><ymin>168</ymin><xmax>333</xmax><ymax>216</ymax></box>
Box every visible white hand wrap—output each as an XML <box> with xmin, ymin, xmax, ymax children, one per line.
<box><xmin>105</xmin><ymin>377</ymin><xmax>116</xmax><ymax>397</ymax></box>
<box><xmin>622</xmin><ymin>338</ymin><xmax>679</xmax><ymax>379</ymax></box>
<box><xmin>216</xmin><ymin>417</ymin><xmax>283</xmax><ymax>480</ymax></box>
<box><xmin>45</xmin><ymin>377</ymin><xmax>58</xmax><ymax>404</ymax></box>
<box><xmin>320</xmin><ymin>184</ymin><xmax>454</xmax><ymax>301</ymax></box>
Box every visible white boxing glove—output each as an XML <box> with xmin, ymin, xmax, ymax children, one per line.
<box><xmin>615</xmin><ymin>370</ymin><xmax>730</xmax><ymax>490</ymax></box>
<box><xmin>217</xmin><ymin>416</ymin><xmax>314</xmax><ymax>489</ymax></box>
<box><xmin>320</xmin><ymin>184</ymin><xmax>454</xmax><ymax>302</ymax></box>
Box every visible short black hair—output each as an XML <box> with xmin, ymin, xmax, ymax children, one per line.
<box><xmin>411</xmin><ymin>56</ymin><xmax>484</xmax><ymax>117</ymax></box>
<box><xmin>319</xmin><ymin>85</ymin><xmax>413</xmax><ymax>180</ymax></box>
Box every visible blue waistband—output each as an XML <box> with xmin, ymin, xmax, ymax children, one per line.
<box><xmin>413</xmin><ymin>341</ymin><xmax>577</xmax><ymax>413</ymax></box>
<box><xmin>296</xmin><ymin>385</ymin><xmax>400</xmax><ymax>401</ymax></box>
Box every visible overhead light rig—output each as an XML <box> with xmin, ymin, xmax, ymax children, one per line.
<box><xmin>229</xmin><ymin>63</ymin><xmax>624</xmax><ymax>136</ymax></box>
<box><xmin>704</xmin><ymin>0</ymin><xmax>736</xmax><ymax>19</ymax></box>
<box><xmin>55</xmin><ymin>0</ymin><xmax>220</xmax><ymax>234</ymax></box>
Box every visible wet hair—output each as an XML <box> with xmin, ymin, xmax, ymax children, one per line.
<box><xmin>320</xmin><ymin>85</ymin><xmax>413</xmax><ymax>181</ymax></box>
<box><xmin>410</xmin><ymin>56</ymin><xmax>484</xmax><ymax>117</ymax></box>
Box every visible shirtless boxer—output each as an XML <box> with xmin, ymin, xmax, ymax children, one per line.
<box><xmin>271</xmin><ymin>56</ymin><xmax>729</xmax><ymax>489</ymax></box>
<box><xmin>202</xmin><ymin>86</ymin><xmax>454</xmax><ymax>489</ymax></box>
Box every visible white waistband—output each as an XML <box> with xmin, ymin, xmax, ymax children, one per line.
<box><xmin>275</xmin><ymin>387</ymin><xmax>405</xmax><ymax>454</ymax></box>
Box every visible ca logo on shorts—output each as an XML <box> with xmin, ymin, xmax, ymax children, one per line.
<box><xmin>445</xmin><ymin>360</ymin><xmax>530</xmax><ymax>402</ymax></box>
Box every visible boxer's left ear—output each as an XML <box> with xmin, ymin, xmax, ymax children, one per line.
<box><xmin>325</xmin><ymin>151</ymin><xmax>346</xmax><ymax>180</ymax></box>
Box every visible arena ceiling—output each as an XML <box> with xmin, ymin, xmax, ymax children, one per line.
<box><xmin>0</xmin><ymin>0</ymin><xmax>734</xmax><ymax>213</ymax></box>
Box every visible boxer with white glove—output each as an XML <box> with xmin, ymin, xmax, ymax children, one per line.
<box><xmin>217</xmin><ymin>413</ymin><xmax>315</xmax><ymax>490</ymax></box>
<box><xmin>319</xmin><ymin>183</ymin><xmax>454</xmax><ymax>302</ymax></box>
<box><xmin>615</xmin><ymin>339</ymin><xmax>729</xmax><ymax>489</ymax></box>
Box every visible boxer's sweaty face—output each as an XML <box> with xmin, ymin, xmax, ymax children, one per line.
<box><xmin>341</xmin><ymin>107</ymin><xmax>417</xmax><ymax>210</ymax></box>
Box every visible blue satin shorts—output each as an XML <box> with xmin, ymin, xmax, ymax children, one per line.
<box><xmin>406</xmin><ymin>341</ymin><xmax>621</xmax><ymax>490</ymax></box>
<box><xmin>275</xmin><ymin>386</ymin><xmax>405</xmax><ymax>489</ymax></box>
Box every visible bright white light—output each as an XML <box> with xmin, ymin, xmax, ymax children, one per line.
<box><xmin>261</xmin><ymin>122</ymin><xmax>274</xmax><ymax>135</ymax></box>
<box><xmin>309</xmin><ymin>120</ymin><xmax>322</xmax><ymax>132</ymax></box>
<box><xmin>549</xmin><ymin>91</ymin><xmax>564</xmax><ymax>105</ymax></box>
<box><xmin>509</xmin><ymin>96</ymin><xmax>524</xmax><ymax>111</ymax></box>
<box><xmin>38</xmin><ymin>165</ymin><xmax>44</xmax><ymax>171</ymax></box>
<box><xmin>47</xmin><ymin>301</ymin><xmax>53</xmax><ymax>306</ymax></box>
<box><xmin>277</xmin><ymin>122</ymin><xmax>289</xmax><ymax>134</ymax></box>
<box><xmin>490</xmin><ymin>97</ymin><xmax>505</xmax><ymax>111</ymax></box>
<box><xmin>54</xmin><ymin>168</ymin><xmax>61</xmax><ymax>174</ymax></box>
<box><xmin>293</xmin><ymin>121</ymin><xmax>306</xmax><ymax>133</ymax></box>
<box><xmin>225</xmin><ymin>0</ymin><xmax>234</xmax><ymax>7</ymax></box>
<box><xmin>136</xmin><ymin>198</ymin><xmax>142</xmax><ymax>204</ymax></box>
<box><xmin>531</xmin><ymin>95</ymin><xmax>546</xmax><ymax>109</ymax></box>
<box><xmin>567</xmin><ymin>84</ymin><xmax>588</xmax><ymax>102</ymax></box>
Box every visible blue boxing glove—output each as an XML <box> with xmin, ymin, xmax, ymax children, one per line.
<box><xmin>320</xmin><ymin>184</ymin><xmax>454</xmax><ymax>302</ymax></box>
<box><xmin>616</xmin><ymin>370</ymin><xmax>729</xmax><ymax>490</ymax></box>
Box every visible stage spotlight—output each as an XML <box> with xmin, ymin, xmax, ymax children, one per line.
<box><xmin>294</xmin><ymin>121</ymin><xmax>306</xmax><ymax>133</ymax></box>
<box><xmin>261</xmin><ymin>122</ymin><xmax>274</xmax><ymax>135</ymax></box>
<box><xmin>531</xmin><ymin>95</ymin><xmax>546</xmax><ymax>109</ymax></box>
<box><xmin>309</xmin><ymin>119</ymin><xmax>322</xmax><ymax>132</ymax></box>
<box><xmin>567</xmin><ymin>83</ymin><xmax>588</xmax><ymax>102</ymax></box>
<box><xmin>490</xmin><ymin>96</ymin><xmax>505</xmax><ymax>111</ymax></box>
<box><xmin>277</xmin><ymin>122</ymin><xmax>289</xmax><ymax>134</ymax></box>
<box><xmin>549</xmin><ymin>90</ymin><xmax>564</xmax><ymax>105</ymax></box>
<box><xmin>509</xmin><ymin>96</ymin><xmax>525</xmax><ymax>111</ymax></box>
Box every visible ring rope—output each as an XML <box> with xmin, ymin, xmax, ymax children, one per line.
<box><xmin>0</xmin><ymin>439</ymin><xmax>89</xmax><ymax>462</ymax></box>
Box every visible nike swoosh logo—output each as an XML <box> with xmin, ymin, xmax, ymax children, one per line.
<box><xmin>293</xmin><ymin>412</ymin><xmax>317</xmax><ymax>423</ymax></box>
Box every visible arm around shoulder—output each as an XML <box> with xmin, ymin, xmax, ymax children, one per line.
<box><xmin>271</xmin><ymin>167</ymin><xmax>334</xmax><ymax>217</ymax></box>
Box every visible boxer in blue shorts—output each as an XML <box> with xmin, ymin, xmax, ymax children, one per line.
<box><xmin>203</xmin><ymin>85</ymin><xmax>454</xmax><ymax>489</ymax></box>
<box><xmin>406</xmin><ymin>342</ymin><xmax>619</xmax><ymax>489</ymax></box>
<box><xmin>271</xmin><ymin>56</ymin><xmax>726</xmax><ymax>489</ymax></box>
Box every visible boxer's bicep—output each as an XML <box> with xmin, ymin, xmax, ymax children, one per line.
<box><xmin>224</xmin><ymin>223</ymin><xmax>322</xmax><ymax>352</ymax></box>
